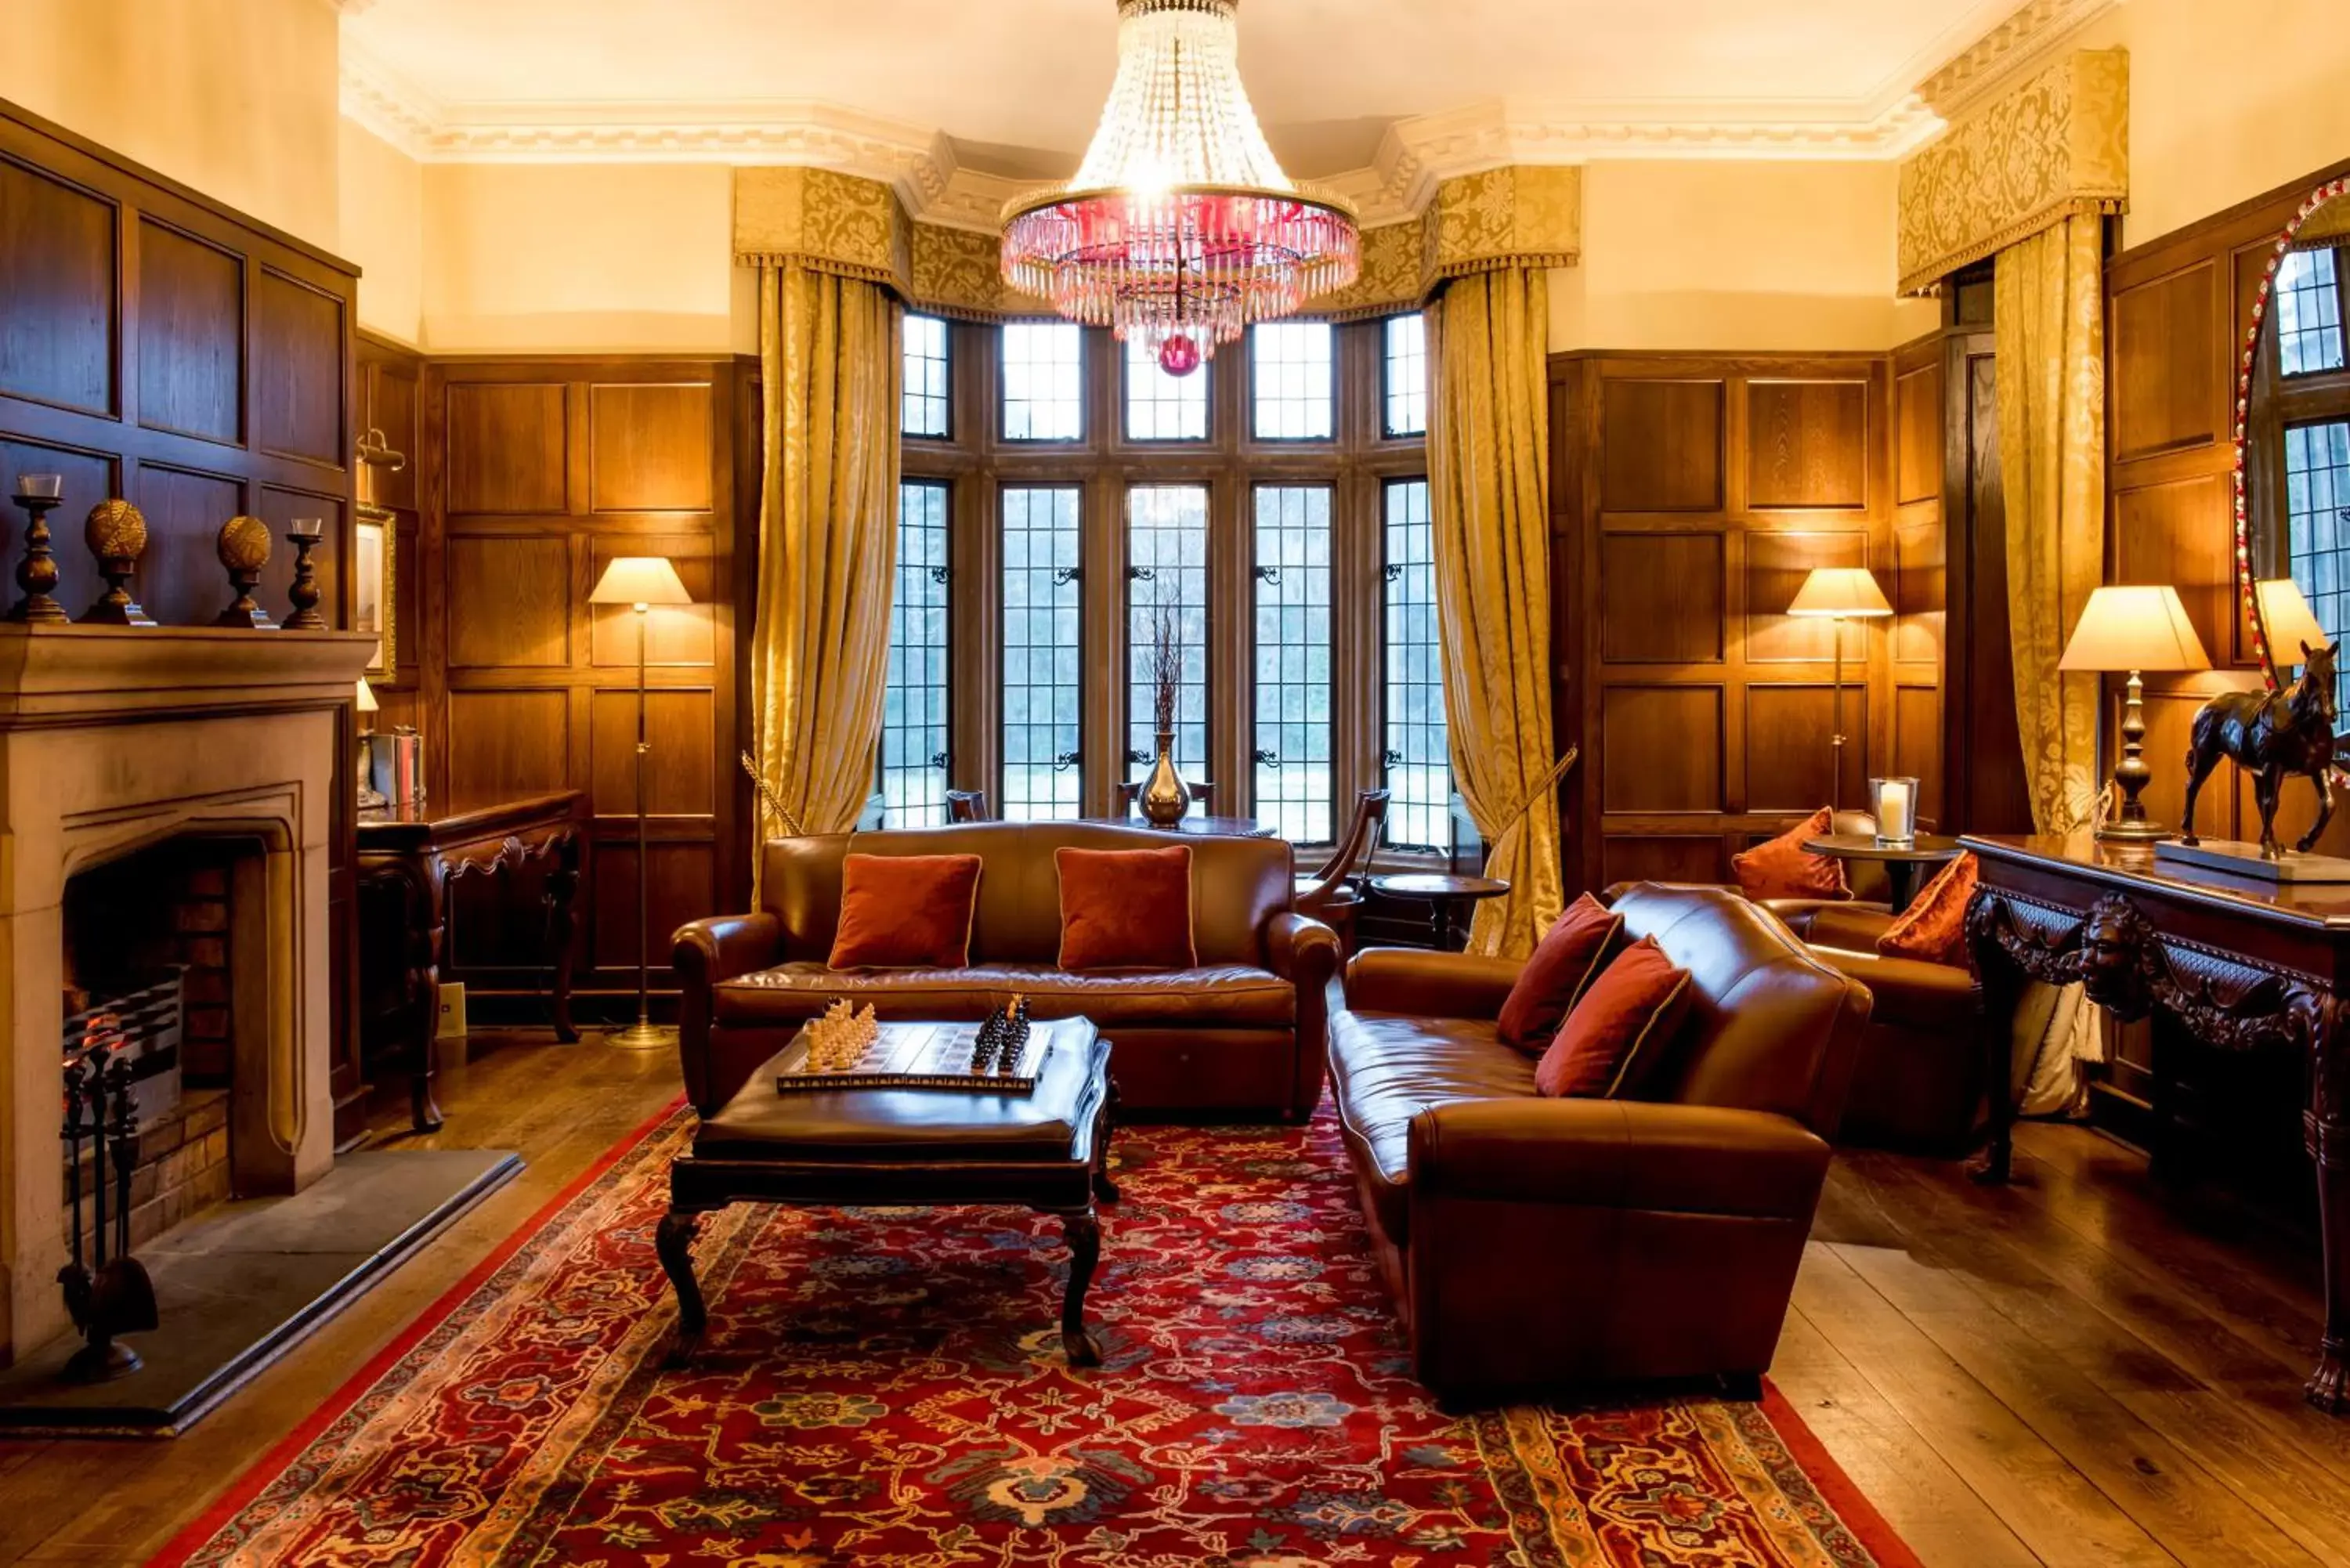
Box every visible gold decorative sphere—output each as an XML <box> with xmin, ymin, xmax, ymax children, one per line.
<box><xmin>216</xmin><ymin>515</ymin><xmax>272</xmax><ymax>572</ymax></box>
<box><xmin>84</xmin><ymin>498</ymin><xmax>147</xmax><ymax>560</ymax></box>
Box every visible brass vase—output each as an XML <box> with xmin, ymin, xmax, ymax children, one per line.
<box><xmin>1140</xmin><ymin>730</ymin><xmax>1190</xmax><ymax>826</ymax></box>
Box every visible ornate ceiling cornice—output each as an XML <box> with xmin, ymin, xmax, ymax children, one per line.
<box><xmin>1914</xmin><ymin>0</ymin><xmax>2122</xmax><ymax>120</ymax></box>
<box><xmin>339</xmin><ymin>0</ymin><xmax>2120</xmax><ymax>190</ymax></box>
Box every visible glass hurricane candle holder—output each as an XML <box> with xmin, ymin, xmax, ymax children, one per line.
<box><xmin>1868</xmin><ymin>776</ymin><xmax>1919</xmax><ymax>848</ymax></box>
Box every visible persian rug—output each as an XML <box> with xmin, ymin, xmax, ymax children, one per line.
<box><xmin>156</xmin><ymin>1104</ymin><xmax>1919</xmax><ymax>1567</ymax></box>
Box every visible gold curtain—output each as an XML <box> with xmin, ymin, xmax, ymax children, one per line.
<box><xmin>1426</xmin><ymin>267</ymin><xmax>1564</xmax><ymax>957</ymax></box>
<box><xmin>750</xmin><ymin>262</ymin><xmax>902</xmax><ymax>871</ymax></box>
<box><xmin>1994</xmin><ymin>214</ymin><xmax>2107</xmax><ymax>836</ymax></box>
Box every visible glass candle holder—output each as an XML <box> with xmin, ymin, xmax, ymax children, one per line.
<box><xmin>14</xmin><ymin>474</ymin><xmax>63</xmax><ymax>500</ymax></box>
<box><xmin>288</xmin><ymin>517</ymin><xmax>324</xmax><ymax>539</ymax></box>
<box><xmin>1868</xmin><ymin>776</ymin><xmax>1919</xmax><ymax>847</ymax></box>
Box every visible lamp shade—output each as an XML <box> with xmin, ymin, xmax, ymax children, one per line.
<box><xmin>2256</xmin><ymin>578</ymin><xmax>2333</xmax><ymax>659</ymax></box>
<box><xmin>589</xmin><ymin>556</ymin><xmax>692</xmax><ymax>609</ymax></box>
<box><xmin>1786</xmin><ymin>567</ymin><xmax>1893</xmax><ymax>618</ymax></box>
<box><xmin>355</xmin><ymin>678</ymin><xmax>379</xmax><ymax>714</ymax></box>
<box><xmin>2057</xmin><ymin>585</ymin><xmax>2211</xmax><ymax>673</ymax></box>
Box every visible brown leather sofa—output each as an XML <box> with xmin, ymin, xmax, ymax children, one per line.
<box><xmin>1605</xmin><ymin>811</ymin><xmax>1985</xmax><ymax>1154</ymax></box>
<box><xmin>671</xmin><ymin>822</ymin><xmax>1340</xmax><ymax>1121</ymax></box>
<box><xmin>1766</xmin><ymin>901</ymin><xmax>1983</xmax><ymax>1154</ymax></box>
<box><xmin>1327</xmin><ymin>882</ymin><xmax>1871</xmax><ymax>1403</ymax></box>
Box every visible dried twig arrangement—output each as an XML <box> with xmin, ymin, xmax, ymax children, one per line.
<box><xmin>1148</xmin><ymin>587</ymin><xmax>1183</xmax><ymax>734</ymax></box>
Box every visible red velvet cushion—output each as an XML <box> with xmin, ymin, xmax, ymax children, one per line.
<box><xmin>1497</xmin><ymin>894</ymin><xmax>1624</xmax><ymax>1053</ymax></box>
<box><xmin>1876</xmin><ymin>851</ymin><xmax>1978</xmax><ymax>966</ymax></box>
<box><xmin>1731</xmin><ymin>806</ymin><xmax>1849</xmax><ymax>902</ymax></box>
<box><xmin>1534</xmin><ymin>936</ymin><xmax>1694</xmax><ymax>1099</ymax></box>
<box><xmin>1055</xmin><ymin>845</ymin><xmax>1197</xmax><ymax>971</ymax></box>
<box><xmin>827</xmin><ymin>853</ymin><xmax>982</xmax><ymax>969</ymax></box>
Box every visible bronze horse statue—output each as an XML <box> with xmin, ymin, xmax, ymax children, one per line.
<box><xmin>2181</xmin><ymin>640</ymin><xmax>2340</xmax><ymax>858</ymax></box>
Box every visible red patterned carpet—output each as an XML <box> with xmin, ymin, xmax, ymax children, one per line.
<box><xmin>157</xmin><ymin>1103</ymin><xmax>1919</xmax><ymax>1566</ymax></box>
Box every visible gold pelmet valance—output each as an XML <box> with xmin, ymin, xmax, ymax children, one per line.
<box><xmin>1896</xmin><ymin>49</ymin><xmax>2129</xmax><ymax>297</ymax></box>
<box><xmin>734</xmin><ymin>164</ymin><xmax>1582</xmax><ymax>322</ymax></box>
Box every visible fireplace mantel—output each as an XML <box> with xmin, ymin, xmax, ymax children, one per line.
<box><xmin>0</xmin><ymin>625</ymin><xmax>377</xmax><ymax>723</ymax></box>
<box><xmin>0</xmin><ymin>625</ymin><xmax>376</xmax><ymax>1364</ymax></box>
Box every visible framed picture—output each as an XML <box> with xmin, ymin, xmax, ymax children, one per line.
<box><xmin>355</xmin><ymin>506</ymin><xmax>395</xmax><ymax>680</ymax></box>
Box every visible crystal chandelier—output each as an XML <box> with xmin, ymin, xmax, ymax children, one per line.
<box><xmin>1000</xmin><ymin>0</ymin><xmax>1361</xmax><ymax>377</ymax></box>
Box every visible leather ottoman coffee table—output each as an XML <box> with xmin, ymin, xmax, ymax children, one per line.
<box><xmin>656</xmin><ymin>1017</ymin><xmax>1118</xmax><ymax>1367</ymax></box>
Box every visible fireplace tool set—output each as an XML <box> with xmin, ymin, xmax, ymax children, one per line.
<box><xmin>59</xmin><ymin>1018</ymin><xmax>160</xmax><ymax>1382</ymax></box>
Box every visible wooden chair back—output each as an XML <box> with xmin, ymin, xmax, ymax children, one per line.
<box><xmin>1298</xmin><ymin>789</ymin><xmax>1391</xmax><ymax>913</ymax></box>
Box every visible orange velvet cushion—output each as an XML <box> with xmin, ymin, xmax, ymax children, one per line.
<box><xmin>1731</xmin><ymin>807</ymin><xmax>1849</xmax><ymax>902</ymax></box>
<box><xmin>826</xmin><ymin>853</ymin><xmax>982</xmax><ymax>970</ymax></box>
<box><xmin>1876</xmin><ymin>851</ymin><xmax>1979</xmax><ymax>966</ymax></box>
<box><xmin>1534</xmin><ymin>936</ymin><xmax>1694</xmax><ymax>1099</ymax></box>
<box><xmin>1497</xmin><ymin>894</ymin><xmax>1624</xmax><ymax>1053</ymax></box>
<box><xmin>1055</xmin><ymin>845</ymin><xmax>1197</xmax><ymax>971</ymax></box>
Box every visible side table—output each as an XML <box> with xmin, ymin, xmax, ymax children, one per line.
<box><xmin>1801</xmin><ymin>833</ymin><xmax>1963</xmax><ymax>915</ymax></box>
<box><xmin>359</xmin><ymin>789</ymin><xmax>588</xmax><ymax>1132</ymax></box>
<box><xmin>1368</xmin><ymin>872</ymin><xmax>1511</xmax><ymax>951</ymax></box>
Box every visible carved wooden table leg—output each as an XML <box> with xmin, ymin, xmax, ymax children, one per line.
<box><xmin>544</xmin><ymin>829</ymin><xmax>581</xmax><ymax>1044</ymax></box>
<box><xmin>1058</xmin><ymin>1206</ymin><xmax>1103</xmax><ymax>1367</ymax></box>
<box><xmin>656</xmin><ymin>1209</ymin><xmax>707</xmax><ymax>1367</ymax></box>
<box><xmin>405</xmin><ymin>858</ymin><xmax>449</xmax><ymax>1134</ymax></box>
<box><xmin>1092</xmin><ymin>1075</ymin><xmax>1121</xmax><ymax>1205</ymax></box>
<box><xmin>2308</xmin><ymin>998</ymin><xmax>2350</xmax><ymax>1413</ymax></box>
<box><xmin>1966</xmin><ymin>889</ymin><xmax>2022</xmax><ymax>1185</ymax></box>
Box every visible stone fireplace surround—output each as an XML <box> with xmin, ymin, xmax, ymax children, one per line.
<box><xmin>0</xmin><ymin>625</ymin><xmax>374</xmax><ymax>1363</ymax></box>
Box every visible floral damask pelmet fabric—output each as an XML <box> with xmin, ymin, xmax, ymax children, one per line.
<box><xmin>1426</xmin><ymin>268</ymin><xmax>1565</xmax><ymax>959</ymax></box>
<box><xmin>1994</xmin><ymin>214</ymin><xmax>2107</xmax><ymax>837</ymax></box>
<box><xmin>750</xmin><ymin>263</ymin><xmax>902</xmax><ymax>893</ymax></box>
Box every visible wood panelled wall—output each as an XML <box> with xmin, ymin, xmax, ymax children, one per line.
<box><xmin>1553</xmin><ymin>352</ymin><xmax>1928</xmax><ymax>898</ymax></box>
<box><xmin>356</xmin><ymin>333</ymin><xmax>423</xmax><ymax>728</ymax></box>
<box><xmin>2105</xmin><ymin>158</ymin><xmax>2350</xmax><ymax>853</ymax></box>
<box><xmin>414</xmin><ymin>358</ymin><xmax>754</xmax><ymax>1013</ymax></box>
<box><xmin>0</xmin><ymin>99</ymin><xmax>357</xmax><ymax>627</ymax></box>
<box><xmin>0</xmin><ymin>97</ymin><xmax>368</xmax><ymax>1136</ymax></box>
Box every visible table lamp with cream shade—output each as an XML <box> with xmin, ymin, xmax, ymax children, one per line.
<box><xmin>590</xmin><ymin>556</ymin><xmax>694</xmax><ymax>1050</ymax></box>
<box><xmin>1786</xmin><ymin>567</ymin><xmax>1893</xmax><ymax>811</ymax></box>
<box><xmin>2257</xmin><ymin>579</ymin><xmax>2334</xmax><ymax>671</ymax></box>
<box><xmin>2058</xmin><ymin>584</ymin><xmax>2212</xmax><ymax>841</ymax></box>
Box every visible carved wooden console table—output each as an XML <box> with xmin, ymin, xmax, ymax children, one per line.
<box><xmin>1964</xmin><ymin>833</ymin><xmax>2350</xmax><ymax>1414</ymax></box>
<box><xmin>359</xmin><ymin>791</ymin><xmax>588</xmax><ymax>1133</ymax></box>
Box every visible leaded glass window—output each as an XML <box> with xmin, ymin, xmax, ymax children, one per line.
<box><xmin>1253</xmin><ymin>486</ymin><xmax>1334</xmax><ymax>844</ymax></box>
<box><xmin>902</xmin><ymin>314</ymin><xmax>951</xmax><ymax>437</ymax></box>
<box><xmin>1002</xmin><ymin>486</ymin><xmax>1083</xmax><ymax>819</ymax></box>
<box><xmin>881</xmin><ymin>479</ymin><xmax>951</xmax><ymax>826</ymax></box>
<box><xmin>2287</xmin><ymin>418</ymin><xmax>2350</xmax><ymax>712</ymax></box>
<box><xmin>1383</xmin><ymin>478</ymin><xmax>1452</xmax><ymax>851</ymax></box>
<box><xmin>1253</xmin><ymin>321</ymin><xmax>1335</xmax><ymax>440</ymax></box>
<box><xmin>1003</xmin><ymin>322</ymin><xmax>1084</xmax><ymax>441</ymax></box>
<box><xmin>1127</xmin><ymin>485</ymin><xmax>1210</xmax><ymax>781</ymax></box>
<box><xmin>1384</xmin><ymin>313</ymin><xmax>1428</xmax><ymax>437</ymax></box>
<box><xmin>2278</xmin><ymin>249</ymin><xmax>2348</xmax><ymax>378</ymax></box>
<box><xmin>1126</xmin><ymin>336</ymin><xmax>1209</xmax><ymax>441</ymax></box>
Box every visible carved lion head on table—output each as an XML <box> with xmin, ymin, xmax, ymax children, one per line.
<box><xmin>2077</xmin><ymin>894</ymin><xmax>2157</xmax><ymax>1021</ymax></box>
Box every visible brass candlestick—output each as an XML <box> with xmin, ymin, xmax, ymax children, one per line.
<box><xmin>283</xmin><ymin>520</ymin><xmax>326</xmax><ymax>630</ymax></box>
<box><xmin>8</xmin><ymin>476</ymin><xmax>69</xmax><ymax>624</ymax></box>
<box><xmin>80</xmin><ymin>499</ymin><xmax>155</xmax><ymax>627</ymax></box>
<box><xmin>214</xmin><ymin>515</ymin><xmax>276</xmax><ymax>629</ymax></box>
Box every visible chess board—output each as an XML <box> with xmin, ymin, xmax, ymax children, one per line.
<box><xmin>772</xmin><ymin>1019</ymin><xmax>1055</xmax><ymax>1094</ymax></box>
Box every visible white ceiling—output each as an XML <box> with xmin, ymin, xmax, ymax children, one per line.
<box><xmin>344</xmin><ymin>0</ymin><xmax>2041</xmax><ymax>176</ymax></box>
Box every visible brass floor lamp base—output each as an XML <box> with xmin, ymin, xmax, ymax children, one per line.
<box><xmin>605</xmin><ymin>1021</ymin><xmax>678</xmax><ymax>1052</ymax></box>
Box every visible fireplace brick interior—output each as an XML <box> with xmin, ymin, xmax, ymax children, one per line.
<box><xmin>61</xmin><ymin>840</ymin><xmax>259</xmax><ymax>1256</ymax></box>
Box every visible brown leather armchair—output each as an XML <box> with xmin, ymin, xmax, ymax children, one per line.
<box><xmin>673</xmin><ymin>822</ymin><xmax>1340</xmax><ymax>1122</ymax></box>
<box><xmin>1327</xmin><ymin>883</ymin><xmax>1871</xmax><ymax>1403</ymax></box>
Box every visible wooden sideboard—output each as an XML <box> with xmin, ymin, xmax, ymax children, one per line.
<box><xmin>1963</xmin><ymin>833</ymin><xmax>2350</xmax><ymax>1414</ymax></box>
<box><xmin>359</xmin><ymin>791</ymin><xmax>588</xmax><ymax>1133</ymax></box>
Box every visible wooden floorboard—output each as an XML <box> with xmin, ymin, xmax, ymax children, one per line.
<box><xmin>0</xmin><ymin>1050</ymin><xmax>2344</xmax><ymax>1566</ymax></box>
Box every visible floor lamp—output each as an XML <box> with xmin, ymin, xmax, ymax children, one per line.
<box><xmin>589</xmin><ymin>556</ymin><xmax>694</xmax><ymax>1050</ymax></box>
<box><xmin>1787</xmin><ymin>567</ymin><xmax>1893</xmax><ymax>812</ymax></box>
